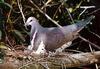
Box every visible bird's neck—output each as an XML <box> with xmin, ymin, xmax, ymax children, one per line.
<box><xmin>31</xmin><ymin>24</ymin><xmax>43</xmax><ymax>31</ymax></box>
<box><xmin>30</xmin><ymin>24</ymin><xmax>43</xmax><ymax>40</ymax></box>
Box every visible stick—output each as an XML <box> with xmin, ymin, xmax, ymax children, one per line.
<box><xmin>17</xmin><ymin>0</ymin><xmax>26</xmax><ymax>24</ymax></box>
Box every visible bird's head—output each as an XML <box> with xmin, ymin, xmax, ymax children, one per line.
<box><xmin>25</xmin><ymin>17</ymin><xmax>39</xmax><ymax>26</ymax></box>
<box><xmin>25</xmin><ymin>17</ymin><xmax>40</xmax><ymax>30</ymax></box>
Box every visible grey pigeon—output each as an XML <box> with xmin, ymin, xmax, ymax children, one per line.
<box><xmin>25</xmin><ymin>16</ymin><xmax>94</xmax><ymax>53</ymax></box>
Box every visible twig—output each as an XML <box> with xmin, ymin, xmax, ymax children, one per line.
<box><xmin>80</xmin><ymin>6</ymin><xmax>95</xmax><ymax>9</ymax></box>
<box><xmin>18</xmin><ymin>61</ymin><xmax>35</xmax><ymax>69</ymax></box>
<box><xmin>53</xmin><ymin>1</ymin><xmax>63</xmax><ymax>19</ymax></box>
<box><xmin>95</xmin><ymin>64</ymin><xmax>99</xmax><ymax>69</ymax></box>
<box><xmin>6</xmin><ymin>1</ymin><xmax>14</xmax><ymax>23</ymax></box>
<box><xmin>13</xmin><ymin>9</ymin><xmax>32</xmax><ymax>23</ymax></box>
<box><xmin>79</xmin><ymin>6</ymin><xmax>95</xmax><ymax>16</ymax></box>
<box><xmin>66</xmin><ymin>8</ymin><xmax>74</xmax><ymax>24</ymax></box>
<box><xmin>5</xmin><ymin>36</ymin><xmax>14</xmax><ymax>49</ymax></box>
<box><xmin>29</xmin><ymin>0</ymin><xmax>62</xmax><ymax>28</ymax></box>
<box><xmin>89</xmin><ymin>41</ymin><xmax>98</xmax><ymax>69</ymax></box>
<box><xmin>79</xmin><ymin>35</ymin><xmax>100</xmax><ymax>50</ymax></box>
<box><xmin>88</xmin><ymin>8</ymin><xmax>100</xmax><ymax>15</ymax></box>
<box><xmin>17</xmin><ymin>0</ymin><xmax>26</xmax><ymax>24</ymax></box>
<box><xmin>6</xmin><ymin>8</ymin><xmax>12</xmax><ymax>23</ymax></box>
<box><xmin>39</xmin><ymin>62</ymin><xmax>50</xmax><ymax>69</ymax></box>
<box><xmin>65</xmin><ymin>49</ymin><xmax>83</xmax><ymax>53</ymax></box>
<box><xmin>88</xmin><ymin>30</ymin><xmax>100</xmax><ymax>39</ymax></box>
<box><xmin>5</xmin><ymin>35</ymin><xmax>22</xmax><ymax>59</ymax></box>
<box><xmin>41</xmin><ymin>0</ymin><xmax>52</xmax><ymax>9</ymax></box>
<box><xmin>89</xmin><ymin>44</ymin><xmax>93</xmax><ymax>53</ymax></box>
<box><xmin>53</xmin><ymin>3</ymin><xmax>62</xmax><ymax>19</ymax></box>
<box><xmin>78</xmin><ymin>6</ymin><xmax>95</xmax><ymax>19</ymax></box>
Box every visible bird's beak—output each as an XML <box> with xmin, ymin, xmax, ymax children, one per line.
<box><xmin>24</xmin><ymin>22</ymin><xmax>28</xmax><ymax>30</ymax></box>
<box><xmin>24</xmin><ymin>22</ymin><xmax>31</xmax><ymax>31</ymax></box>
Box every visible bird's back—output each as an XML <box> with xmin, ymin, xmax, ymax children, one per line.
<box><xmin>43</xmin><ymin>27</ymin><xmax>76</xmax><ymax>51</ymax></box>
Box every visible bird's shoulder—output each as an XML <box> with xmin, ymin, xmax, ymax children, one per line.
<box><xmin>42</xmin><ymin>27</ymin><xmax>65</xmax><ymax>37</ymax></box>
<box><xmin>45</xmin><ymin>27</ymin><xmax>62</xmax><ymax>33</ymax></box>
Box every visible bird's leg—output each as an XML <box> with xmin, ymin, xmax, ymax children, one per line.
<box><xmin>55</xmin><ymin>41</ymin><xmax>72</xmax><ymax>53</ymax></box>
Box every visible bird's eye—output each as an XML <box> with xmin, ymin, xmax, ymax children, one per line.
<box><xmin>30</xmin><ymin>20</ymin><xmax>33</xmax><ymax>22</ymax></box>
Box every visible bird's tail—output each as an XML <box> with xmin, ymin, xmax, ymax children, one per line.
<box><xmin>75</xmin><ymin>15</ymin><xmax>95</xmax><ymax>32</ymax></box>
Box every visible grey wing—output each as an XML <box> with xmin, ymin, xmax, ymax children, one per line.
<box><xmin>44</xmin><ymin>27</ymin><xmax>66</xmax><ymax>51</ymax></box>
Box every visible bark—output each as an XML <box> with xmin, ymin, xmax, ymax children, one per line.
<box><xmin>1</xmin><ymin>51</ymin><xmax>100</xmax><ymax>69</ymax></box>
<box><xmin>36</xmin><ymin>51</ymin><xmax>100</xmax><ymax>69</ymax></box>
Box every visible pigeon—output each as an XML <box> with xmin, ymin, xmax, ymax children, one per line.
<box><xmin>25</xmin><ymin>15</ymin><xmax>94</xmax><ymax>53</ymax></box>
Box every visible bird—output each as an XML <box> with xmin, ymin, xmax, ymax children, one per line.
<box><xmin>25</xmin><ymin>15</ymin><xmax>94</xmax><ymax>54</ymax></box>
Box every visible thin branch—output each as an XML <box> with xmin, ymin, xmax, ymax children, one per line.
<box><xmin>53</xmin><ymin>3</ymin><xmax>62</xmax><ymax>19</ymax></box>
<box><xmin>88</xmin><ymin>8</ymin><xmax>100</xmax><ymax>15</ymax></box>
<box><xmin>88</xmin><ymin>30</ymin><xmax>100</xmax><ymax>39</ymax></box>
<box><xmin>79</xmin><ymin>6</ymin><xmax>95</xmax><ymax>16</ymax></box>
<box><xmin>17</xmin><ymin>0</ymin><xmax>26</xmax><ymax>24</ymax></box>
<box><xmin>66</xmin><ymin>8</ymin><xmax>75</xmax><ymax>24</ymax></box>
<box><xmin>18</xmin><ymin>61</ymin><xmax>35</xmax><ymax>69</ymax></box>
<box><xmin>41</xmin><ymin>0</ymin><xmax>52</xmax><ymax>9</ymax></box>
<box><xmin>6</xmin><ymin>1</ymin><xmax>14</xmax><ymax>23</ymax></box>
<box><xmin>80</xmin><ymin>6</ymin><xmax>95</xmax><ymax>9</ymax></box>
<box><xmin>52</xmin><ymin>1</ymin><xmax>64</xmax><ymax>19</ymax></box>
<box><xmin>29</xmin><ymin>0</ymin><xmax>62</xmax><ymax>28</ymax></box>
<box><xmin>78</xmin><ymin>6</ymin><xmax>95</xmax><ymax>19</ymax></box>
<box><xmin>6</xmin><ymin>8</ymin><xmax>12</xmax><ymax>23</ymax></box>
<box><xmin>95</xmin><ymin>64</ymin><xmax>99</xmax><ymax>69</ymax></box>
<box><xmin>79</xmin><ymin>35</ymin><xmax>100</xmax><ymax>50</ymax></box>
<box><xmin>89</xmin><ymin>44</ymin><xmax>93</xmax><ymax>53</ymax></box>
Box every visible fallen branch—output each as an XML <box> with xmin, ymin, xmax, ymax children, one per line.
<box><xmin>35</xmin><ymin>51</ymin><xmax>100</xmax><ymax>68</ymax></box>
<box><xmin>1</xmin><ymin>50</ymin><xmax>100</xmax><ymax>69</ymax></box>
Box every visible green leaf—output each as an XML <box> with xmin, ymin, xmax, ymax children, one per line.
<box><xmin>0</xmin><ymin>44</ymin><xmax>7</xmax><ymax>49</ymax></box>
<box><xmin>13</xmin><ymin>30</ymin><xmax>25</xmax><ymax>42</ymax></box>
<box><xmin>0</xmin><ymin>0</ymin><xmax>4</xmax><ymax>3</ymax></box>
